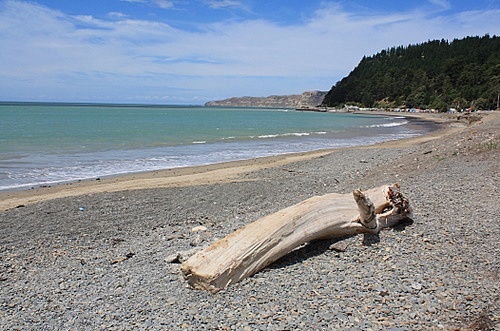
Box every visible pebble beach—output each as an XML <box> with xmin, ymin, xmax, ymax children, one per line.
<box><xmin>0</xmin><ymin>112</ymin><xmax>498</xmax><ymax>330</ymax></box>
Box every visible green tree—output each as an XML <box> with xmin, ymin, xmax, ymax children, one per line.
<box><xmin>322</xmin><ymin>34</ymin><xmax>500</xmax><ymax>110</ymax></box>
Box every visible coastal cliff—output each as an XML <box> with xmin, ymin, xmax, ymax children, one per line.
<box><xmin>205</xmin><ymin>91</ymin><xmax>327</xmax><ymax>108</ymax></box>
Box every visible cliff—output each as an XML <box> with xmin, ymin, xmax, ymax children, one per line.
<box><xmin>205</xmin><ymin>91</ymin><xmax>327</xmax><ymax>108</ymax></box>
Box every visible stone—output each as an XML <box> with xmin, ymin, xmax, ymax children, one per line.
<box><xmin>329</xmin><ymin>240</ymin><xmax>350</xmax><ymax>252</ymax></box>
<box><xmin>191</xmin><ymin>226</ymin><xmax>207</xmax><ymax>232</ymax></box>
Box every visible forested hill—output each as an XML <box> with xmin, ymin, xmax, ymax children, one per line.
<box><xmin>322</xmin><ymin>35</ymin><xmax>500</xmax><ymax>111</ymax></box>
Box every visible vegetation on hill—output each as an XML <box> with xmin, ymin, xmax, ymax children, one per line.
<box><xmin>322</xmin><ymin>35</ymin><xmax>500</xmax><ymax>111</ymax></box>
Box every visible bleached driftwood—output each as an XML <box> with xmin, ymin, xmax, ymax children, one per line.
<box><xmin>181</xmin><ymin>183</ymin><xmax>411</xmax><ymax>293</ymax></box>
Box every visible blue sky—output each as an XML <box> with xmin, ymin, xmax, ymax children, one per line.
<box><xmin>0</xmin><ymin>0</ymin><xmax>499</xmax><ymax>104</ymax></box>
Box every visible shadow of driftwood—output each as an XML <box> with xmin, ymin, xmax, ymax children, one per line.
<box><xmin>362</xmin><ymin>233</ymin><xmax>380</xmax><ymax>246</ymax></box>
<box><xmin>264</xmin><ymin>236</ymin><xmax>354</xmax><ymax>271</ymax></box>
<box><xmin>392</xmin><ymin>217</ymin><xmax>414</xmax><ymax>231</ymax></box>
<box><xmin>263</xmin><ymin>217</ymin><xmax>414</xmax><ymax>271</ymax></box>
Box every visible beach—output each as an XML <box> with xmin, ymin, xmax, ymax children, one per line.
<box><xmin>0</xmin><ymin>105</ymin><xmax>424</xmax><ymax>192</ymax></box>
<box><xmin>0</xmin><ymin>112</ymin><xmax>498</xmax><ymax>330</ymax></box>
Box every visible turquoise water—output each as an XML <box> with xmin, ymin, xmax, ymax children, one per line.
<box><xmin>0</xmin><ymin>102</ymin><xmax>426</xmax><ymax>191</ymax></box>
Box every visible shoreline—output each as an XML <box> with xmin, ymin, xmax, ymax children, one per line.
<box><xmin>0</xmin><ymin>111</ymin><xmax>498</xmax><ymax>329</ymax></box>
<box><xmin>0</xmin><ymin>112</ymin><xmax>459</xmax><ymax>211</ymax></box>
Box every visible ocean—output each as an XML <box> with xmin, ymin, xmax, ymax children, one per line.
<box><xmin>0</xmin><ymin>102</ymin><xmax>430</xmax><ymax>191</ymax></box>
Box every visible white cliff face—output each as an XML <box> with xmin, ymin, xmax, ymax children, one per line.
<box><xmin>205</xmin><ymin>91</ymin><xmax>328</xmax><ymax>108</ymax></box>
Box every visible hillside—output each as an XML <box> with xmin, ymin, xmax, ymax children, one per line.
<box><xmin>322</xmin><ymin>35</ymin><xmax>500</xmax><ymax>111</ymax></box>
<box><xmin>205</xmin><ymin>91</ymin><xmax>327</xmax><ymax>108</ymax></box>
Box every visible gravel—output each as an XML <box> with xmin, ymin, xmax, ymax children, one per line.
<box><xmin>0</xmin><ymin>113</ymin><xmax>498</xmax><ymax>330</ymax></box>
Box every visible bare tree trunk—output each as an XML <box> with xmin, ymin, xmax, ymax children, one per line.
<box><xmin>181</xmin><ymin>183</ymin><xmax>411</xmax><ymax>293</ymax></box>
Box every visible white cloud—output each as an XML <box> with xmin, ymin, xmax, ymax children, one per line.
<box><xmin>204</xmin><ymin>0</ymin><xmax>242</xmax><ymax>9</ymax></box>
<box><xmin>428</xmin><ymin>0</ymin><xmax>452</xmax><ymax>10</ymax></box>
<box><xmin>120</xmin><ymin>0</ymin><xmax>173</xmax><ymax>9</ymax></box>
<box><xmin>108</xmin><ymin>11</ymin><xmax>128</xmax><ymax>19</ymax></box>
<box><xmin>153</xmin><ymin>0</ymin><xmax>174</xmax><ymax>9</ymax></box>
<box><xmin>0</xmin><ymin>0</ymin><xmax>498</xmax><ymax>103</ymax></box>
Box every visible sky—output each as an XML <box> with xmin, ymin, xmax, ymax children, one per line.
<box><xmin>0</xmin><ymin>0</ymin><xmax>499</xmax><ymax>105</ymax></box>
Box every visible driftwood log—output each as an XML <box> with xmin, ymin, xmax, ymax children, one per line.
<box><xmin>181</xmin><ymin>183</ymin><xmax>411</xmax><ymax>293</ymax></box>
